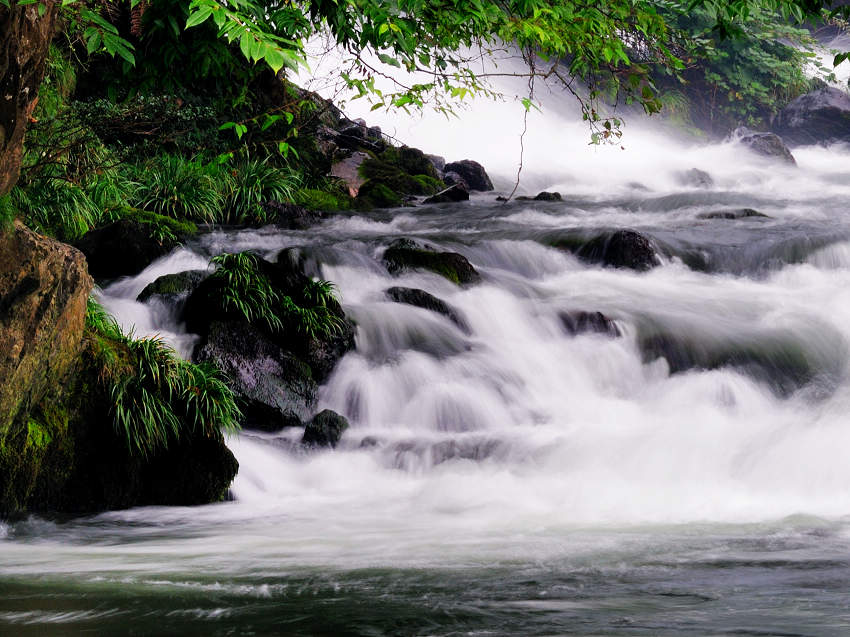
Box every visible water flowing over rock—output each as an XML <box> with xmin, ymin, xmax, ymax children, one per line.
<box><xmin>555</xmin><ymin>229</ymin><xmax>661</xmax><ymax>271</ymax></box>
<box><xmin>383</xmin><ymin>239</ymin><xmax>481</xmax><ymax>285</ymax></box>
<box><xmin>676</xmin><ymin>168</ymin><xmax>714</xmax><ymax>188</ymax></box>
<box><xmin>443</xmin><ymin>160</ymin><xmax>494</xmax><ymax>191</ymax></box>
<box><xmin>732</xmin><ymin>127</ymin><xmax>796</xmax><ymax>165</ymax></box>
<box><xmin>302</xmin><ymin>410</ymin><xmax>349</xmax><ymax>448</ymax></box>
<box><xmin>385</xmin><ymin>287</ymin><xmax>470</xmax><ymax>333</ymax></box>
<box><xmin>772</xmin><ymin>86</ymin><xmax>850</xmax><ymax>147</ymax></box>
<box><xmin>137</xmin><ymin>270</ymin><xmax>207</xmax><ymax>305</ymax></box>
<box><xmin>558</xmin><ymin>311</ymin><xmax>621</xmax><ymax>337</ymax></box>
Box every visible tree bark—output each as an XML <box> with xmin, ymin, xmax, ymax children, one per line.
<box><xmin>0</xmin><ymin>1</ymin><xmax>58</xmax><ymax>197</ymax></box>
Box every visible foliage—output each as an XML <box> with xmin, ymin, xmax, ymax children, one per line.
<box><xmin>656</xmin><ymin>1</ymin><xmax>817</xmax><ymax>129</ymax></box>
<box><xmin>85</xmin><ymin>297</ymin><xmax>241</xmax><ymax>457</ymax></box>
<box><xmin>131</xmin><ymin>154</ymin><xmax>224</xmax><ymax>222</ymax></box>
<box><xmin>220</xmin><ymin>158</ymin><xmax>302</xmax><ymax>224</ymax></box>
<box><xmin>10</xmin><ymin>179</ymin><xmax>104</xmax><ymax>241</ymax></box>
<box><xmin>294</xmin><ymin>187</ymin><xmax>352</xmax><ymax>212</ymax></box>
<box><xmin>210</xmin><ymin>251</ymin><xmax>345</xmax><ymax>338</ymax></box>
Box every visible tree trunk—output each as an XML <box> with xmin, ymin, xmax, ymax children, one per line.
<box><xmin>0</xmin><ymin>1</ymin><xmax>58</xmax><ymax>197</ymax></box>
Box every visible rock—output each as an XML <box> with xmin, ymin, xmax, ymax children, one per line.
<box><xmin>427</xmin><ymin>154</ymin><xmax>446</xmax><ymax>174</ymax></box>
<box><xmin>534</xmin><ymin>191</ymin><xmax>562</xmax><ymax>201</ymax></box>
<box><xmin>0</xmin><ymin>222</ymin><xmax>92</xmax><ymax>435</ymax></box>
<box><xmin>576</xmin><ymin>230</ymin><xmax>661</xmax><ymax>271</ymax></box>
<box><xmin>356</xmin><ymin>179</ymin><xmax>404</xmax><ymax>208</ymax></box>
<box><xmin>677</xmin><ymin>168</ymin><xmax>713</xmax><ymax>188</ymax></box>
<box><xmin>559</xmin><ymin>311</ymin><xmax>621</xmax><ymax>337</ymax></box>
<box><xmin>383</xmin><ymin>239</ymin><xmax>481</xmax><ymax>285</ymax></box>
<box><xmin>732</xmin><ymin>127</ymin><xmax>796</xmax><ymax>165</ymax></box>
<box><xmin>331</xmin><ymin>151</ymin><xmax>370</xmax><ymax>197</ymax></box>
<box><xmin>697</xmin><ymin>208</ymin><xmax>769</xmax><ymax>220</ymax></box>
<box><xmin>137</xmin><ymin>270</ymin><xmax>207</xmax><ymax>305</ymax></box>
<box><xmin>423</xmin><ymin>184</ymin><xmax>470</xmax><ymax>204</ymax></box>
<box><xmin>385</xmin><ymin>286</ymin><xmax>469</xmax><ymax>332</ymax></box>
<box><xmin>260</xmin><ymin>201</ymin><xmax>322</xmax><ymax>229</ymax></box>
<box><xmin>395</xmin><ymin>147</ymin><xmax>441</xmax><ymax>179</ymax></box>
<box><xmin>195</xmin><ymin>320</ymin><xmax>318</xmax><ymax>432</ymax></box>
<box><xmin>443</xmin><ymin>171</ymin><xmax>470</xmax><ymax>190</ymax></box>
<box><xmin>772</xmin><ymin>86</ymin><xmax>850</xmax><ymax>146</ymax></box>
<box><xmin>443</xmin><ymin>160</ymin><xmax>494</xmax><ymax>191</ymax></box>
<box><xmin>302</xmin><ymin>409</ymin><xmax>350</xmax><ymax>448</ymax></box>
<box><xmin>75</xmin><ymin>217</ymin><xmax>185</xmax><ymax>280</ymax></box>
<box><xmin>495</xmin><ymin>196</ymin><xmax>508</xmax><ymax>202</ymax></box>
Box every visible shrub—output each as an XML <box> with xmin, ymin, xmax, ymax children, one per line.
<box><xmin>131</xmin><ymin>155</ymin><xmax>224</xmax><ymax>222</ymax></box>
<box><xmin>210</xmin><ymin>251</ymin><xmax>345</xmax><ymax>338</ymax></box>
<box><xmin>11</xmin><ymin>179</ymin><xmax>104</xmax><ymax>241</ymax></box>
<box><xmin>86</xmin><ymin>297</ymin><xmax>241</xmax><ymax>457</ymax></box>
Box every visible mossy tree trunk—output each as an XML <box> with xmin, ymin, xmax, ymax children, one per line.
<box><xmin>0</xmin><ymin>0</ymin><xmax>58</xmax><ymax>196</ymax></box>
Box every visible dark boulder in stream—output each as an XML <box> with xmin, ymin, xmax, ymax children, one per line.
<box><xmin>137</xmin><ymin>269</ymin><xmax>207</xmax><ymax>306</ymax></box>
<box><xmin>772</xmin><ymin>86</ymin><xmax>850</xmax><ymax>147</ymax></box>
<box><xmin>571</xmin><ymin>230</ymin><xmax>661</xmax><ymax>271</ymax></box>
<box><xmin>559</xmin><ymin>311</ymin><xmax>621</xmax><ymax>337</ymax></box>
<box><xmin>303</xmin><ymin>409</ymin><xmax>350</xmax><ymax>448</ymax></box>
<box><xmin>732</xmin><ymin>127</ymin><xmax>796</xmax><ymax>165</ymax></box>
<box><xmin>423</xmin><ymin>184</ymin><xmax>470</xmax><ymax>204</ymax></box>
<box><xmin>385</xmin><ymin>286</ymin><xmax>470</xmax><ymax>333</ymax></box>
<box><xmin>383</xmin><ymin>239</ymin><xmax>481</xmax><ymax>285</ymax></box>
<box><xmin>183</xmin><ymin>251</ymin><xmax>355</xmax><ymax>431</ymax></box>
<box><xmin>443</xmin><ymin>160</ymin><xmax>494</xmax><ymax>191</ymax></box>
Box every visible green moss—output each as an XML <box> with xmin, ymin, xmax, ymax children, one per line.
<box><xmin>294</xmin><ymin>188</ymin><xmax>352</xmax><ymax>212</ymax></box>
<box><xmin>124</xmin><ymin>208</ymin><xmax>198</xmax><ymax>237</ymax></box>
<box><xmin>26</xmin><ymin>418</ymin><xmax>53</xmax><ymax>452</ymax></box>
<box><xmin>357</xmin><ymin>180</ymin><xmax>403</xmax><ymax>208</ymax></box>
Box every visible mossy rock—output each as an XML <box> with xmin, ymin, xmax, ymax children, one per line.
<box><xmin>294</xmin><ymin>188</ymin><xmax>353</xmax><ymax>212</ymax></box>
<box><xmin>137</xmin><ymin>270</ymin><xmax>208</xmax><ymax>304</ymax></box>
<box><xmin>356</xmin><ymin>180</ymin><xmax>403</xmax><ymax>208</ymax></box>
<box><xmin>382</xmin><ymin>239</ymin><xmax>481</xmax><ymax>285</ymax></box>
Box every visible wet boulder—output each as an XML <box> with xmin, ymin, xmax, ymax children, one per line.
<box><xmin>75</xmin><ymin>215</ymin><xmax>192</xmax><ymax>280</ymax></box>
<box><xmin>732</xmin><ymin>127</ymin><xmax>796</xmax><ymax>165</ymax></box>
<box><xmin>385</xmin><ymin>286</ymin><xmax>470</xmax><ymax>332</ymax></box>
<box><xmin>534</xmin><ymin>191</ymin><xmax>562</xmax><ymax>201</ymax></box>
<box><xmin>137</xmin><ymin>270</ymin><xmax>207</xmax><ymax>306</ymax></box>
<box><xmin>260</xmin><ymin>201</ymin><xmax>322</xmax><ymax>229</ymax></box>
<box><xmin>194</xmin><ymin>320</ymin><xmax>318</xmax><ymax>432</ymax></box>
<box><xmin>303</xmin><ymin>409</ymin><xmax>349</xmax><ymax>448</ymax></box>
<box><xmin>677</xmin><ymin>168</ymin><xmax>713</xmax><ymax>188</ymax></box>
<box><xmin>383</xmin><ymin>239</ymin><xmax>481</xmax><ymax>285</ymax></box>
<box><xmin>559</xmin><ymin>311</ymin><xmax>621</xmax><ymax>337</ymax></box>
<box><xmin>443</xmin><ymin>160</ymin><xmax>494</xmax><ymax>191</ymax></box>
<box><xmin>574</xmin><ymin>230</ymin><xmax>661</xmax><ymax>271</ymax></box>
<box><xmin>696</xmin><ymin>208</ymin><xmax>769</xmax><ymax>220</ymax></box>
<box><xmin>772</xmin><ymin>86</ymin><xmax>850</xmax><ymax>146</ymax></box>
<box><xmin>331</xmin><ymin>151</ymin><xmax>370</xmax><ymax>197</ymax></box>
<box><xmin>423</xmin><ymin>184</ymin><xmax>470</xmax><ymax>204</ymax></box>
<box><xmin>427</xmin><ymin>154</ymin><xmax>446</xmax><ymax>174</ymax></box>
<box><xmin>443</xmin><ymin>171</ymin><xmax>470</xmax><ymax>191</ymax></box>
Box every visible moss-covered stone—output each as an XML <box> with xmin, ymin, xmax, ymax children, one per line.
<box><xmin>294</xmin><ymin>188</ymin><xmax>353</xmax><ymax>212</ymax></box>
<box><xmin>382</xmin><ymin>239</ymin><xmax>481</xmax><ymax>285</ymax></box>
<box><xmin>357</xmin><ymin>180</ymin><xmax>403</xmax><ymax>208</ymax></box>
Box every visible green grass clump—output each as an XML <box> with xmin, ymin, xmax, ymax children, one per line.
<box><xmin>86</xmin><ymin>297</ymin><xmax>241</xmax><ymax>458</ymax></box>
<box><xmin>210</xmin><ymin>251</ymin><xmax>345</xmax><ymax>338</ymax></box>
<box><xmin>11</xmin><ymin>179</ymin><xmax>104</xmax><ymax>241</ymax></box>
<box><xmin>131</xmin><ymin>155</ymin><xmax>224</xmax><ymax>223</ymax></box>
<box><xmin>221</xmin><ymin>158</ymin><xmax>302</xmax><ymax>224</ymax></box>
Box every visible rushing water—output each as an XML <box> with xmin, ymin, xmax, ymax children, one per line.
<box><xmin>6</xmin><ymin>105</ymin><xmax>850</xmax><ymax>633</ymax></box>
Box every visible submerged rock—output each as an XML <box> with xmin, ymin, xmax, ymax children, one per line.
<box><xmin>575</xmin><ymin>230</ymin><xmax>661</xmax><ymax>271</ymax></box>
<box><xmin>443</xmin><ymin>160</ymin><xmax>494</xmax><ymax>191</ymax></box>
<box><xmin>423</xmin><ymin>184</ymin><xmax>470</xmax><ymax>204</ymax></box>
<box><xmin>772</xmin><ymin>86</ymin><xmax>850</xmax><ymax>146</ymax></box>
<box><xmin>697</xmin><ymin>208</ymin><xmax>769</xmax><ymax>220</ymax></box>
<box><xmin>559</xmin><ymin>311</ymin><xmax>621</xmax><ymax>337</ymax></box>
<box><xmin>383</xmin><ymin>239</ymin><xmax>481</xmax><ymax>285</ymax></box>
<box><xmin>732</xmin><ymin>127</ymin><xmax>796</xmax><ymax>165</ymax></box>
<box><xmin>677</xmin><ymin>168</ymin><xmax>714</xmax><ymax>188</ymax></box>
<box><xmin>260</xmin><ymin>201</ymin><xmax>322</xmax><ymax>229</ymax></box>
<box><xmin>385</xmin><ymin>286</ymin><xmax>469</xmax><ymax>332</ymax></box>
<box><xmin>302</xmin><ymin>409</ymin><xmax>349</xmax><ymax>448</ymax></box>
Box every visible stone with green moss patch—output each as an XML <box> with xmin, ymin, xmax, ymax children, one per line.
<box><xmin>382</xmin><ymin>239</ymin><xmax>481</xmax><ymax>285</ymax></box>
